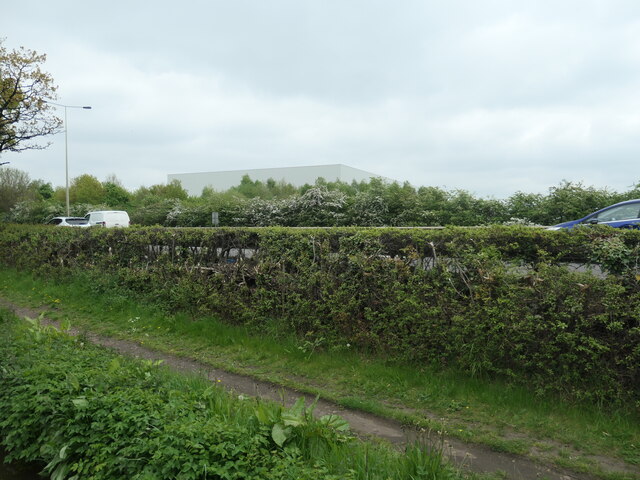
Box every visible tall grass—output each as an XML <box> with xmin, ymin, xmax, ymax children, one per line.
<box><xmin>0</xmin><ymin>310</ymin><xmax>459</xmax><ymax>480</ymax></box>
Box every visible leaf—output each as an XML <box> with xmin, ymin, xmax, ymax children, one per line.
<box><xmin>59</xmin><ymin>445</ymin><xmax>68</xmax><ymax>460</ymax></box>
<box><xmin>72</xmin><ymin>397</ymin><xmax>88</xmax><ymax>409</ymax></box>
<box><xmin>51</xmin><ymin>462</ymin><xmax>71</xmax><ymax>480</ymax></box>
<box><xmin>66</xmin><ymin>374</ymin><xmax>80</xmax><ymax>391</ymax></box>
<box><xmin>108</xmin><ymin>358</ymin><xmax>121</xmax><ymax>374</ymax></box>
<box><xmin>319</xmin><ymin>414</ymin><xmax>350</xmax><ymax>432</ymax></box>
<box><xmin>271</xmin><ymin>423</ymin><xmax>290</xmax><ymax>447</ymax></box>
<box><xmin>60</xmin><ymin>318</ymin><xmax>71</xmax><ymax>332</ymax></box>
<box><xmin>282</xmin><ymin>397</ymin><xmax>306</xmax><ymax>427</ymax></box>
<box><xmin>254</xmin><ymin>403</ymin><xmax>277</xmax><ymax>424</ymax></box>
<box><xmin>281</xmin><ymin>410</ymin><xmax>304</xmax><ymax>427</ymax></box>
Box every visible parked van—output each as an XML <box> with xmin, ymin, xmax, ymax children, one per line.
<box><xmin>84</xmin><ymin>210</ymin><xmax>130</xmax><ymax>228</ymax></box>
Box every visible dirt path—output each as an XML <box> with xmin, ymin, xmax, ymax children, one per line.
<box><xmin>0</xmin><ymin>300</ymin><xmax>623</xmax><ymax>480</ymax></box>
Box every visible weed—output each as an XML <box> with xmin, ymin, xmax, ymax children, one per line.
<box><xmin>0</xmin><ymin>311</ymin><xmax>458</xmax><ymax>480</ymax></box>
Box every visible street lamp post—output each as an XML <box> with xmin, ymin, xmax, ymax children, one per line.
<box><xmin>47</xmin><ymin>101</ymin><xmax>92</xmax><ymax>216</ymax></box>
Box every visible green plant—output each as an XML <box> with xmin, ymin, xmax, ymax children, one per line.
<box><xmin>0</xmin><ymin>311</ymin><xmax>459</xmax><ymax>480</ymax></box>
<box><xmin>0</xmin><ymin>224</ymin><xmax>639</xmax><ymax>405</ymax></box>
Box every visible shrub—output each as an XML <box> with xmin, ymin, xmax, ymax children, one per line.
<box><xmin>1</xmin><ymin>224</ymin><xmax>638</xmax><ymax>405</ymax></box>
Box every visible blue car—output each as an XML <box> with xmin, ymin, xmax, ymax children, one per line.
<box><xmin>548</xmin><ymin>199</ymin><xmax>640</xmax><ymax>230</ymax></box>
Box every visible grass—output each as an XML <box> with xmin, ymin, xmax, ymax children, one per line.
<box><xmin>0</xmin><ymin>267</ymin><xmax>638</xmax><ymax>479</ymax></box>
<box><xmin>0</xmin><ymin>310</ymin><xmax>465</xmax><ymax>480</ymax></box>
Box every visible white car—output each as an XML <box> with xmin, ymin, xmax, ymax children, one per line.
<box><xmin>83</xmin><ymin>210</ymin><xmax>130</xmax><ymax>228</ymax></box>
<box><xmin>46</xmin><ymin>216</ymin><xmax>88</xmax><ymax>227</ymax></box>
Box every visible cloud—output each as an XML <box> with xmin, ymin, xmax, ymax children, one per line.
<box><xmin>3</xmin><ymin>0</ymin><xmax>640</xmax><ymax>198</ymax></box>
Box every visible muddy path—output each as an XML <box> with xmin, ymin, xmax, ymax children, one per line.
<box><xmin>0</xmin><ymin>299</ymin><xmax>629</xmax><ymax>480</ymax></box>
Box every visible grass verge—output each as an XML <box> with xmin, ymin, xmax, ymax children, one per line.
<box><xmin>0</xmin><ymin>268</ymin><xmax>638</xmax><ymax>479</ymax></box>
<box><xmin>0</xmin><ymin>309</ymin><xmax>461</xmax><ymax>480</ymax></box>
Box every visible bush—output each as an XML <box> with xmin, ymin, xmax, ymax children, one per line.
<box><xmin>1</xmin><ymin>224</ymin><xmax>638</xmax><ymax>405</ymax></box>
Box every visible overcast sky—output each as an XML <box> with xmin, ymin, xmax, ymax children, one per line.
<box><xmin>3</xmin><ymin>1</ymin><xmax>640</xmax><ymax>198</ymax></box>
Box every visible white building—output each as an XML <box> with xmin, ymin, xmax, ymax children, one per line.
<box><xmin>168</xmin><ymin>164</ymin><xmax>391</xmax><ymax>196</ymax></box>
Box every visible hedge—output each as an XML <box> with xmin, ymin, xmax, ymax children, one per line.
<box><xmin>1</xmin><ymin>224</ymin><xmax>639</xmax><ymax>405</ymax></box>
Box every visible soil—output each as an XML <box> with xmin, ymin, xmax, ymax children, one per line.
<box><xmin>1</xmin><ymin>299</ymin><xmax>636</xmax><ymax>480</ymax></box>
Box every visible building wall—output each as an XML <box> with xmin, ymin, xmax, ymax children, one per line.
<box><xmin>168</xmin><ymin>164</ymin><xmax>391</xmax><ymax>196</ymax></box>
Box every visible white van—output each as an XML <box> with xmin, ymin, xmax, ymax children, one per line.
<box><xmin>84</xmin><ymin>210</ymin><xmax>130</xmax><ymax>228</ymax></box>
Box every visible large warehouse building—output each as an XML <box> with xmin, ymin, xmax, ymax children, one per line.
<box><xmin>168</xmin><ymin>164</ymin><xmax>391</xmax><ymax>196</ymax></box>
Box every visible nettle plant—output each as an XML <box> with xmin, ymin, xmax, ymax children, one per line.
<box><xmin>0</xmin><ymin>313</ymin><xmax>457</xmax><ymax>480</ymax></box>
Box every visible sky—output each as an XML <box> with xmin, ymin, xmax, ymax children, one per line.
<box><xmin>3</xmin><ymin>0</ymin><xmax>640</xmax><ymax>198</ymax></box>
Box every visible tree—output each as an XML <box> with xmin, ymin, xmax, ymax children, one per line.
<box><xmin>346</xmin><ymin>191</ymin><xmax>389</xmax><ymax>226</ymax></box>
<box><xmin>284</xmin><ymin>186</ymin><xmax>346</xmax><ymax>226</ymax></box>
<box><xmin>102</xmin><ymin>175</ymin><xmax>131</xmax><ymax>208</ymax></box>
<box><xmin>0</xmin><ymin>167</ymin><xmax>37</xmax><ymax>213</ymax></box>
<box><xmin>0</xmin><ymin>39</ymin><xmax>62</xmax><ymax>155</ymax></box>
<box><xmin>539</xmin><ymin>180</ymin><xmax>619</xmax><ymax>225</ymax></box>
<box><xmin>133</xmin><ymin>179</ymin><xmax>188</xmax><ymax>203</ymax></box>
<box><xmin>229</xmin><ymin>175</ymin><xmax>270</xmax><ymax>199</ymax></box>
<box><xmin>32</xmin><ymin>179</ymin><xmax>54</xmax><ymax>200</ymax></box>
<box><xmin>69</xmin><ymin>174</ymin><xmax>105</xmax><ymax>205</ymax></box>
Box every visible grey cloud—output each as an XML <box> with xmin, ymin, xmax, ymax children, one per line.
<box><xmin>3</xmin><ymin>0</ymin><xmax>640</xmax><ymax>198</ymax></box>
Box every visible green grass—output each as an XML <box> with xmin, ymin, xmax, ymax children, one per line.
<box><xmin>0</xmin><ymin>310</ymin><xmax>464</xmax><ymax>480</ymax></box>
<box><xmin>0</xmin><ymin>267</ymin><xmax>638</xmax><ymax>479</ymax></box>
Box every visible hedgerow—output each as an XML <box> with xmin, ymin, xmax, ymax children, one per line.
<box><xmin>0</xmin><ymin>224</ymin><xmax>638</xmax><ymax>406</ymax></box>
<box><xmin>0</xmin><ymin>312</ymin><xmax>457</xmax><ymax>480</ymax></box>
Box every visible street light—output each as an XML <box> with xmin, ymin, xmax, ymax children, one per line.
<box><xmin>46</xmin><ymin>101</ymin><xmax>92</xmax><ymax>216</ymax></box>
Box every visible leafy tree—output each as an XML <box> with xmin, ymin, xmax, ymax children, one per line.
<box><xmin>284</xmin><ymin>186</ymin><xmax>346</xmax><ymax>226</ymax></box>
<box><xmin>539</xmin><ymin>181</ymin><xmax>619</xmax><ymax>225</ymax></box>
<box><xmin>228</xmin><ymin>174</ymin><xmax>271</xmax><ymax>199</ymax></box>
<box><xmin>264</xmin><ymin>177</ymin><xmax>297</xmax><ymax>199</ymax></box>
<box><xmin>0</xmin><ymin>167</ymin><xmax>37</xmax><ymax>213</ymax></box>
<box><xmin>7</xmin><ymin>199</ymin><xmax>62</xmax><ymax>223</ymax></box>
<box><xmin>437</xmin><ymin>190</ymin><xmax>504</xmax><ymax>226</ymax></box>
<box><xmin>415</xmin><ymin>186</ymin><xmax>450</xmax><ymax>225</ymax></box>
<box><xmin>384</xmin><ymin>181</ymin><xmax>419</xmax><ymax>225</ymax></box>
<box><xmin>102</xmin><ymin>176</ymin><xmax>131</xmax><ymax>209</ymax></box>
<box><xmin>346</xmin><ymin>191</ymin><xmax>389</xmax><ymax>226</ymax></box>
<box><xmin>506</xmin><ymin>191</ymin><xmax>545</xmax><ymax>224</ymax></box>
<box><xmin>133</xmin><ymin>179</ymin><xmax>188</xmax><ymax>204</ymax></box>
<box><xmin>33</xmin><ymin>180</ymin><xmax>54</xmax><ymax>200</ymax></box>
<box><xmin>473</xmin><ymin>197</ymin><xmax>509</xmax><ymax>224</ymax></box>
<box><xmin>619</xmin><ymin>181</ymin><xmax>640</xmax><ymax>202</ymax></box>
<box><xmin>200</xmin><ymin>189</ymin><xmax>245</xmax><ymax>226</ymax></box>
<box><xmin>165</xmin><ymin>199</ymin><xmax>214</xmax><ymax>227</ymax></box>
<box><xmin>69</xmin><ymin>174</ymin><xmax>105</xmax><ymax>205</ymax></box>
<box><xmin>130</xmin><ymin>199</ymin><xmax>176</xmax><ymax>226</ymax></box>
<box><xmin>0</xmin><ymin>40</ymin><xmax>62</xmax><ymax>155</ymax></box>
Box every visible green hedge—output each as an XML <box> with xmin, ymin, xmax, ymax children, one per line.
<box><xmin>1</xmin><ymin>224</ymin><xmax>639</xmax><ymax>405</ymax></box>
